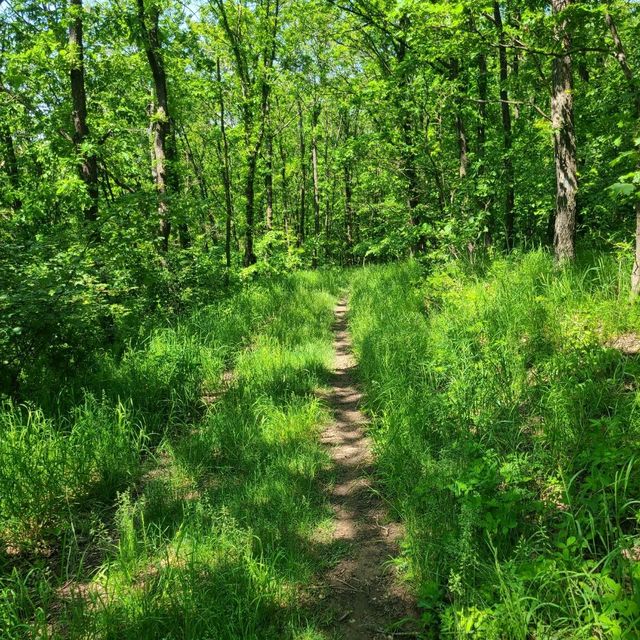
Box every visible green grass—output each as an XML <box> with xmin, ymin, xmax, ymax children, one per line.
<box><xmin>348</xmin><ymin>251</ymin><xmax>640</xmax><ymax>639</ymax></box>
<box><xmin>0</xmin><ymin>269</ymin><xmax>344</xmax><ymax>639</ymax></box>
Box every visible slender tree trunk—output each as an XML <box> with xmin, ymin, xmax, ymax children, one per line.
<box><xmin>297</xmin><ymin>99</ymin><xmax>306</xmax><ymax>246</ymax></box>
<box><xmin>551</xmin><ymin>0</ymin><xmax>578</xmax><ymax>263</ymax></box>
<box><xmin>1</xmin><ymin>124</ymin><xmax>21</xmax><ymax>211</ymax></box>
<box><xmin>137</xmin><ymin>0</ymin><xmax>181</xmax><ymax>251</ymax></box>
<box><xmin>511</xmin><ymin>8</ymin><xmax>521</xmax><ymax>120</ymax></box>
<box><xmin>477</xmin><ymin>54</ymin><xmax>487</xmax><ymax>158</ymax></box>
<box><xmin>180</xmin><ymin>123</ymin><xmax>215</xmax><ymax>246</ymax></box>
<box><xmin>311</xmin><ymin>103</ymin><xmax>321</xmax><ymax>268</ymax></box>
<box><xmin>244</xmin><ymin>149</ymin><xmax>258</xmax><ymax>266</ymax></box>
<box><xmin>450</xmin><ymin>59</ymin><xmax>469</xmax><ymax>180</ymax></box>
<box><xmin>605</xmin><ymin>11</ymin><xmax>640</xmax><ymax>296</ymax></box>
<box><xmin>279</xmin><ymin>136</ymin><xmax>290</xmax><ymax>244</ymax></box>
<box><xmin>395</xmin><ymin>31</ymin><xmax>423</xmax><ymax>253</ymax></box>
<box><xmin>265</xmin><ymin>130</ymin><xmax>274</xmax><ymax>232</ymax></box>
<box><xmin>344</xmin><ymin>164</ymin><xmax>354</xmax><ymax>260</ymax></box>
<box><xmin>456</xmin><ymin>112</ymin><xmax>469</xmax><ymax>179</ymax></box>
<box><xmin>69</xmin><ymin>0</ymin><xmax>98</xmax><ymax>223</ymax></box>
<box><xmin>477</xmin><ymin>52</ymin><xmax>492</xmax><ymax>244</ymax></box>
<box><xmin>217</xmin><ymin>58</ymin><xmax>233</xmax><ymax>270</ymax></box>
<box><xmin>341</xmin><ymin>109</ymin><xmax>355</xmax><ymax>260</ymax></box>
<box><xmin>323</xmin><ymin>124</ymin><xmax>333</xmax><ymax>261</ymax></box>
<box><xmin>493</xmin><ymin>1</ymin><xmax>515</xmax><ymax>250</ymax></box>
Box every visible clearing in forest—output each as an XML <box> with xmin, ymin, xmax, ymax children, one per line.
<box><xmin>317</xmin><ymin>299</ymin><xmax>418</xmax><ymax>639</ymax></box>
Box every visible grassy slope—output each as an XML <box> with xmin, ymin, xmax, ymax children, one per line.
<box><xmin>349</xmin><ymin>252</ymin><xmax>640</xmax><ymax>639</ymax></box>
<box><xmin>1</xmin><ymin>270</ymin><xmax>343</xmax><ymax>639</ymax></box>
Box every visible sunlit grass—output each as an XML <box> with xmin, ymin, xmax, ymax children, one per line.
<box><xmin>349</xmin><ymin>251</ymin><xmax>640</xmax><ymax>638</ymax></box>
<box><xmin>0</xmin><ymin>270</ymin><xmax>344</xmax><ymax>639</ymax></box>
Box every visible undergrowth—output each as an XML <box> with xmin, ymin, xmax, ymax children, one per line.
<box><xmin>349</xmin><ymin>251</ymin><xmax>640</xmax><ymax>639</ymax></box>
<box><xmin>0</xmin><ymin>270</ymin><xmax>343</xmax><ymax>639</ymax></box>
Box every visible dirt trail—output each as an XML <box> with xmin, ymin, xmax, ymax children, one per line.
<box><xmin>319</xmin><ymin>298</ymin><xmax>419</xmax><ymax>639</ymax></box>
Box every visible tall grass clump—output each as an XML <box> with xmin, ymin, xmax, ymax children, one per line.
<box><xmin>1</xmin><ymin>269</ymin><xmax>343</xmax><ymax>639</ymax></box>
<box><xmin>349</xmin><ymin>251</ymin><xmax>640</xmax><ymax>638</ymax></box>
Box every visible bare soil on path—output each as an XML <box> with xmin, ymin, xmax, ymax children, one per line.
<box><xmin>318</xmin><ymin>299</ymin><xmax>420</xmax><ymax>639</ymax></box>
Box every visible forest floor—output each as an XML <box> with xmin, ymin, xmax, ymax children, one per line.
<box><xmin>316</xmin><ymin>299</ymin><xmax>419</xmax><ymax>639</ymax></box>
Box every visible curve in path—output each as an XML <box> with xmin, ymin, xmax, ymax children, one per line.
<box><xmin>319</xmin><ymin>298</ymin><xmax>419</xmax><ymax>639</ymax></box>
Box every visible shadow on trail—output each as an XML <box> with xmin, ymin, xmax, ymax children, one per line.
<box><xmin>307</xmin><ymin>300</ymin><xmax>420</xmax><ymax>640</ymax></box>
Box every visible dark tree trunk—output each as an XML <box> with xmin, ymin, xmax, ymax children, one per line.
<box><xmin>551</xmin><ymin>0</ymin><xmax>578</xmax><ymax>263</ymax></box>
<box><xmin>493</xmin><ymin>1</ymin><xmax>515</xmax><ymax>250</ymax></box>
<box><xmin>311</xmin><ymin>103</ymin><xmax>321</xmax><ymax>268</ymax></box>
<box><xmin>323</xmin><ymin>124</ymin><xmax>333</xmax><ymax>261</ymax></box>
<box><xmin>1</xmin><ymin>124</ymin><xmax>21</xmax><ymax>211</ymax></box>
<box><xmin>215</xmin><ymin>0</ymin><xmax>279</xmax><ymax>267</ymax></box>
<box><xmin>477</xmin><ymin>54</ymin><xmax>487</xmax><ymax>157</ymax></box>
<box><xmin>344</xmin><ymin>163</ymin><xmax>354</xmax><ymax>259</ymax></box>
<box><xmin>395</xmin><ymin>30</ymin><xmax>424</xmax><ymax>254</ymax></box>
<box><xmin>217</xmin><ymin>58</ymin><xmax>233</xmax><ymax>270</ymax></box>
<box><xmin>69</xmin><ymin>0</ymin><xmax>98</xmax><ymax>223</ymax></box>
<box><xmin>450</xmin><ymin>59</ymin><xmax>469</xmax><ymax>180</ymax></box>
<box><xmin>297</xmin><ymin>99</ymin><xmax>306</xmax><ymax>247</ymax></box>
<box><xmin>244</xmin><ymin>149</ymin><xmax>258</xmax><ymax>266</ymax></box>
<box><xmin>477</xmin><ymin>52</ymin><xmax>492</xmax><ymax>244</ymax></box>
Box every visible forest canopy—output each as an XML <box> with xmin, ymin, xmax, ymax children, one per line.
<box><xmin>2</xmin><ymin>0</ymin><xmax>639</xmax><ymax>286</ymax></box>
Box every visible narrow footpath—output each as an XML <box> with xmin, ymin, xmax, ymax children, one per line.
<box><xmin>319</xmin><ymin>299</ymin><xmax>419</xmax><ymax>639</ymax></box>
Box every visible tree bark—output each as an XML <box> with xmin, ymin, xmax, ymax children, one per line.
<box><xmin>278</xmin><ymin>136</ymin><xmax>290</xmax><ymax>244</ymax></box>
<box><xmin>244</xmin><ymin>149</ymin><xmax>258</xmax><ymax>265</ymax></box>
<box><xmin>395</xmin><ymin>28</ymin><xmax>424</xmax><ymax>254</ymax></box>
<box><xmin>215</xmin><ymin>0</ymin><xmax>278</xmax><ymax>266</ymax></box>
<box><xmin>216</xmin><ymin>59</ymin><xmax>233</xmax><ymax>270</ymax></box>
<box><xmin>311</xmin><ymin>103</ymin><xmax>321</xmax><ymax>267</ymax></box>
<box><xmin>450</xmin><ymin>59</ymin><xmax>469</xmax><ymax>180</ymax></box>
<box><xmin>551</xmin><ymin>0</ymin><xmax>578</xmax><ymax>263</ymax></box>
<box><xmin>69</xmin><ymin>0</ymin><xmax>98</xmax><ymax>223</ymax></box>
<box><xmin>477</xmin><ymin>52</ymin><xmax>492</xmax><ymax>244</ymax></box>
<box><xmin>493</xmin><ymin>1</ymin><xmax>515</xmax><ymax>250</ymax></box>
<box><xmin>297</xmin><ymin>99</ymin><xmax>307</xmax><ymax>247</ymax></box>
<box><xmin>265</xmin><ymin>130</ymin><xmax>274</xmax><ymax>232</ymax></box>
<box><xmin>137</xmin><ymin>0</ymin><xmax>181</xmax><ymax>251</ymax></box>
<box><xmin>1</xmin><ymin>123</ymin><xmax>21</xmax><ymax>211</ymax></box>
<box><xmin>344</xmin><ymin>163</ymin><xmax>354</xmax><ymax>259</ymax></box>
<box><xmin>605</xmin><ymin>11</ymin><xmax>640</xmax><ymax>297</ymax></box>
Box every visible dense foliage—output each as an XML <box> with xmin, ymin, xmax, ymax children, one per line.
<box><xmin>3</xmin><ymin>0</ymin><xmax>640</xmax><ymax>400</ymax></box>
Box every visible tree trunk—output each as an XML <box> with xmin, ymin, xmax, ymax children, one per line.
<box><xmin>243</xmin><ymin>149</ymin><xmax>258</xmax><ymax>266</ymax></box>
<box><xmin>395</xmin><ymin>31</ymin><xmax>423</xmax><ymax>254</ymax></box>
<box><xmin>311</xmin><ymin>103</ymin><xmax>321</xmax><ymax>268</ymax></box>
<box><xmin>450</xmin><ymin>59</ymin><xmax>469</xmax><ymax>180</ymax></box>
<box><xmin>477</xmin><ymin>52</ymin><xmax>492</xmax><ymax>244</ymax></box>
<box><xmin>137</xmin><ymin>0</ymin><xmax>181</xmax><ymax>252</ymax></box>
<box><xmin>605</xmin><ymin>11</ymin><xmax>640</xmax><ymax>296</ymax></box>
<box><xmin>217</xmin><ymin>58</ymin><xmax>233</xmax><ymax>270</ymax></box>
<box><xmin>279</xmin><ymin>136</ymin><xmax>290</xmax><ymax>245</ymax></box>
<box><xmin>1</xmin><ymin>124</ymin><xmax>21</xmax><ymax>211</ymax></box>
<box><xmin>493</xmin><ymin>1</ymin><xmax>515</xmax><ymax>250</ymax></box>
<box><xmin>344</xmin><ymin>164</ymin><xmax>354</xmax><ymax>260</ymax></box>
<box><xmin>324</xmin><ymin>124</ymin><xmax>333</xmax><ymax>261</ymax></box>
<box><xmin>69</xmin><ymin>0</ymin><xmax>98</xmax><ymax>223</ymax></box>
<box><xmin>551</xmin><ymin>0</ymin><xmax>578</xmax><ymax>263</ymax></box>
<box><xmin>297</xmin><ymin>99</ymin><xmax>306</xmax><ymax>247</ymax></box>
<box><xmin>265</xmin><ymin>130</ymin><xmax>274</xmax><ymax>232</ymax></box>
